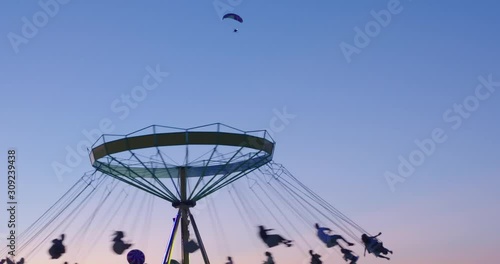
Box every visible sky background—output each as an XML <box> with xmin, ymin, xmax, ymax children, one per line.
<box><xmin>1</xmin><ymin>0</ymin><xmax>500</xmax><ymax>263</ymax></box>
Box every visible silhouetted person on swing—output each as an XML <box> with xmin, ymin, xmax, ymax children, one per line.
<box><xmin>0</xmin><ymin>258</ymin><xmax>20</xmax><ymax>264</ymax></box>
<box><xmin>258</xmin><ymin>225</ymin><xmax>292</xmax><ymax>247</ymax></box>
<box><xmin>361</xmin><ymin>233</ymin><xmax>392</xmax><ymax>260</ymax></box>
<box><xmin>225</xmin><ymin>256</ymin><xmax>234</xmax><ymax>264</ymax></box>
<box><xmin>263</xmin><ymin>251</ymin><xmax>275</xmax><ymax>264</ymax></box>
<box><xmin>112</xmin><ymin>231</ymin><xmax>132</xmax><ymax>255</ymax></box>
<box><xmin>309</xmin><ymin>250</ymin><xmax>322</xmax><ymax>264</ymax></box>
<box><xmin>49</xmin><ymin>234</ymin><xmax>66</xmax><ymax>259</ymax></box>
<box><xmin>315</xmin><ymin>223</ymin><xmax>354</xmax><ymax>249</ymax></box>
<box><xmin>341</xmin><ymin>248</ymin><xmax>359</xmax><ymax>264</ymax></box>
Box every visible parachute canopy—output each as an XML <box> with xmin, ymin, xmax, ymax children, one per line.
<box><xmin>222</xmin><ymin>13</ymin><xmax>243</xmax><ymax>23</ymax></box>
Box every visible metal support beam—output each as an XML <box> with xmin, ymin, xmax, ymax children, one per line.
<box><xmin>189</xmin><ymin>211</ymin><xmax>211</xmax><ymax>264</ymax></box>
<box><xmin>164</xmin><ymin>167</ymin><xmax>211</xmax><ymax>264</ymax></box>
<box><xmin>162</xmin><ymin>210</ymin><xmax>181</xmax><ymax>264</ymax></box>
<box><xmin>180</xmin><ymin>167</ymin><xmax>190</xmax><ymax>264</ymax></box>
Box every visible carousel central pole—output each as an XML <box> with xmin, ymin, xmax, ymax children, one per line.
<box><xmin>180</xmin><ymin>167</ymin><xmax>190</xmax><ymax>264</ymax></box>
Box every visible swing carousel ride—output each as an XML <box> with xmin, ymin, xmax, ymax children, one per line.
<box><xmin>0</xmin><ymin>123</ymin><xmax>393</xmax><ymax>264</ymax></box>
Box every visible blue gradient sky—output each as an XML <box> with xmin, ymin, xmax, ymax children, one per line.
<box><xmin>1</xmin><ymin>0</ymin><xmax>500</xmax><ymax>263</ymax></box>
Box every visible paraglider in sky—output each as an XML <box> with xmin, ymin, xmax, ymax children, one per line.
<box><xmin>222</xmin><ymin>13</ymin><xmax>243</xmax><ymax>23</ymax></box>
<box><xmin>222</xmin><ymin>13</ymin><xmax>243</xmax><ymax>32</ymax></box>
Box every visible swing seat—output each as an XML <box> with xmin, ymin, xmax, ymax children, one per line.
<box><xmin>324</xmin><ymin>238</ymin><xmax>338</xmax><ymax>248</ymax></box>
<box><xmin>185</xmin><ymin>240</ymin><xmax>200</xmax><ymax>253</ymax></box>
<box><xmin>264</xmin><ymin>235</ymin><xmax>282</xmax><ymax>247</ymax></box>
<box><xmin>48</xmin><ymin>244</ymin><xmax>65</xmax><ymax>259</ymax></box>
<box><xmin>113</xmin><ymin>242</ymin><xmax>132</xmax><ymax>255</ymax></box>
<box><xmin>325</xmin><ymin>241</ymin><xmax>336</xmax><ymax>248</ymax></box>
<box><xmin>366</xmin><ymin>238</ymin><xmax>380</xmax><ymax>253</ymax></box>
<box><xmin>369</xmin><ymin>246</ymin><xmax>385</xmax><ymax>257</ymax></box>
